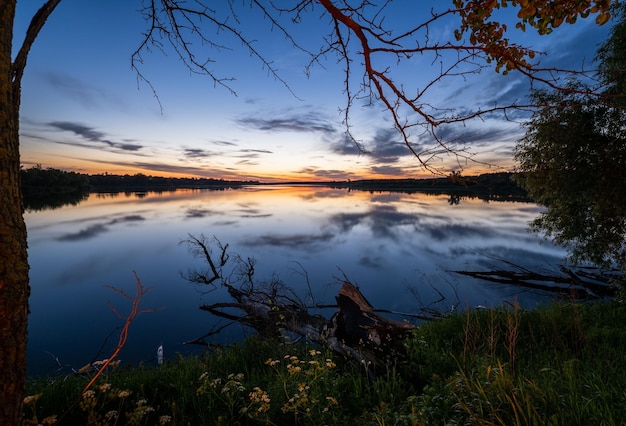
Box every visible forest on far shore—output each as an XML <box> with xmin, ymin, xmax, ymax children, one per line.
<box><xmin>20</xmin><ymin>166</ymin><xmax>527</xmax><ymax>197</ymax></box>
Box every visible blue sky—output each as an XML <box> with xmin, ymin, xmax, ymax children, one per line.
<box><xmin>15</xmin><ymin>1</ymin><xmax>611</xmax><ymax>181</ymax></box>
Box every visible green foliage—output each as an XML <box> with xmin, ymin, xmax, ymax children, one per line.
<box><xmin>24</xmin><ymin>301</ymin><xmax>626</xmax><ymax>425</ymax></box>
<box><xmin>515</xmin><ymin>4</ymin><xmax>626</xmax><ymax>270</ymax></box>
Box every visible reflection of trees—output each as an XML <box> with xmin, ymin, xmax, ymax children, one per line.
<box><xmin>448</xmin><ymin>194</ymin><xmax>461</xmax><ymax>205</ymax></box>
<box><xmin>23</xmin><ymin>191</ymin><xmax>89</xmax><ymax>212</ymax></box>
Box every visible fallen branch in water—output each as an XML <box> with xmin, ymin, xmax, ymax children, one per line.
<box><xmin>182</xmin><ymin>235</ymin><xmax>419</xmax><ymax>376</ymax></box>
<box><xmin>452</xmin><ymin>258</ymin><xmax>619</xmax><ymax>300</ymax></box>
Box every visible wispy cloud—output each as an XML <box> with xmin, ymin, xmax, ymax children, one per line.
<box><xmin>236</xmin><ymin>110</ymin><xmax>338</xmax><ymax>134</ymax></box>
<box><xmin>48</xmin><ymin>121</ymin><xmax>143</xmax><ymax>152</ymax></box>
<box><xmin>57</xmin><ymin>215</ymin><xmax>145</xmax><ymax>241</ymax></box>
<box><xmin>42</xmin><ymin>71</ymin><xmax>125</xmax><ymax>110</ymax></box>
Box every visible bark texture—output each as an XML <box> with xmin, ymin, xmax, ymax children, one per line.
<box><xmin>0</xmin><ymin>2</ymin><xmax>29</xmax><ymax>424</ymax></box>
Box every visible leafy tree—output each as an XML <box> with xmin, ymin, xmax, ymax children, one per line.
<box><xmin>515</xmin><ymin>3</ymin><xmax>626</xmax><ymax>270</ymax></box>
<box><xmin>0</xmin><ymin>1</ymin><xmax>615</xmax><ymax>423</ymax></box>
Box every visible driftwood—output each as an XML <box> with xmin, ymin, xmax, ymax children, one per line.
<box><xmin>198</xmin><ymin>279</ymin><xmax>415</xmax><ymax>373</ymax></box>
<box><xmin>181</xmin><ymin>235</ymin><xmax>416</xmax><ymax>372</ymax></box>
<box><xmin>453</xmin><ymin>261</ymin><xmax>619</xmax><ymax>300</ymax></box>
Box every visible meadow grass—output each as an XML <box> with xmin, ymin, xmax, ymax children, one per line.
<box><xmin>24</xmin><ymin>299</ymin><xmax>626</xmax><ymax>425</ymax></box>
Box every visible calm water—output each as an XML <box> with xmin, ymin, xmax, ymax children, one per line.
<box><xmin>25</xmin><ymin>186</ymin><xmax>564</xmax><ymax>376</ymax></box>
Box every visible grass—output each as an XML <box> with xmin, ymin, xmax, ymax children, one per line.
<box><xmin>23</xmin><ymin>299</ymin><xmax>626</xmax><ymax>425</ymax></box>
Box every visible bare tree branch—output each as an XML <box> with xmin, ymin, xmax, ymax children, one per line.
<box><xmin>11</xmin><ymin>0</ymin><xmax>62</xmax><ymax>105</ymax></box>
<box><xmin>132</xmin><ymin>1</ymin><xmax>614</xmax><ymax>174</ymax></box>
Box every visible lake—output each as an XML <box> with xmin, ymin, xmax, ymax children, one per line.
<box><xmin>25</xmin><ymin>185</ymin><xmax>565</xmax><ymax>376</ymax></box>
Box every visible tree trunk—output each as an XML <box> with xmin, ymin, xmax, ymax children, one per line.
<box><xmin>0</xmin><ymin>2</ymin><xmax>29</xmax><ymax>424</ymax></box>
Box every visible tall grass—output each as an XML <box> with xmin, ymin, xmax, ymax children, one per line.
<box><xmin>24</xmin><ymin>300</ymin><xmax>626</xmax><ymax>425</ymax></box>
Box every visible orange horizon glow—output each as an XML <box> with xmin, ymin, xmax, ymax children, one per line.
<box><xmin>21</xmin><ymin>156</ymin><xmax>511</xmax><ymax>183</ymax></box>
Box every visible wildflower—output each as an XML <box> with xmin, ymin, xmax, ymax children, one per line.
<box><xmin>326</xmin><ymin>396</ymin><xmax>338</xmax><ymax>405</ymax></box>
<box><xmin>108</xmin><ymin>360</ymin><xmax>122</xmax><ymax>368</ymax></box>
<box><xmin>309</xmin><ymin>349</ymin><xmax>321</xmax><ymax>356</ymax></box>
<box><xmin>105</xmin><ymin>410</ymin><xmax>118</xmax><ymax>420</ymax></box>
<box><xmin>199</xmin><ymin>371</ymin><xmax>209</xmax><ymax>380</ymax></box>
<box><xmin>98</xmin><ymin>383</ymin><xmax>111</xmax><ymax>392</ymax></box>
<box><xmin>23</xmin><ymin>394</ymin><xmax>41</xmax><ymax>405</ymax></box>
<box><xmin>92</xmin><ymin>359</ymin><xmax>108</xmax><ymax>367</ymax></box>
<box><xmin>325</xmin><ymin>359</ymin><xmax>336</xmax><ymax>368</ymax></box>
<box><xmin>42</xmin><ymin>414</ymin><xmax>58</xmax><ymax>424</ymax></box>
<box><xmin>136</xmin><ymin>398</ymin><xmax>148</xmax><ymax>406</ymax></box>
<box><xmin>159</xmin><ymin>415</ymin><xmax>172</xmax><ymax>424</ymax></box>
<box><xmin>287</xmin><ymin>364</ymin><xmax>302</xmax><ymax>374</ymax></box>
<box><xmin>265</xmin><ymin>358</ymin><xmax>280</xmax><ymax>366</ymax></box>
<box><xmin>82</xmin><ymin>390</ymin><xmax>96</xmax><ymax>399</ymax></box>
<box><xmin>118</xmin><ymin>390</ymin><xmax>130</xmax><ymax>398</ymax></box>
<box><xmin>77</xmin><ymin>363</ymin><xmax>92</xmax><ymax>374</ymax></box>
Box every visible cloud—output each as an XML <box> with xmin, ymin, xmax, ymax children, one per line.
<box><xmin>57</xmin><ymin>215</ymin><xmax>145</xmax><ymax>241</ymax></box>
<box><xmin>48</xmin><ymin>121</ymin><xmax>143</xmax><ymax>152</ymax></box>
<box><xmin>243</xmin><ymin>232</ymin><xmax>336</xmax><ymax>250</ymax></box>
<box><xmin>236</xmin><ymin>110</ymin><xmax>338</xmax><ymax>134</ymax></box>
<box><xmin>368</xmin><ymin>128</ymin><xmax>410</xmax><ymax>163</ymax></box>
<box><xmin>184</xmin><ymin>148</ymin><xmax>214</xmax><ymax>158</ymax></box>
<box><xmin>296</xmin><ymin>166</ymin><xmax>358</xmax><ymax>181</ymax></box>
<box><xmin>330</xmin><ymin>128</ymin><xmax>409</xmax><ymax>163</ymax></box>
<box><xmin>328</xmin><ymin>205</ymin><xmax>419</xmax><ymax>239</ymax></box>
<box><xmin>57</xmin><ymin>224</ymin><xmax>109</xmax><ymax>241</ymax></box>
<box><xmin>369</xmin><ymin>165</ymin><xmax>407</xmax><ymax>176</ymax></box>
<box><xmin>42</xmin><ymin>71</ymin><xmax>125</xmax><ymax>110</ymax></box>
<box><xmin>424</xmin><ymin>223</ymin><xmax>497</xmax><ymax>242</ymax></box>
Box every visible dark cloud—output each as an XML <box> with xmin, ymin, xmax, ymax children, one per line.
<box><xmin>236</xmin><ymin>111</ymin><xmax>337</xmax><ymax>134</ymax></box>
<box><xmin>243</xmin><ymin>232</ymin><xmax>336</xmax><ymax>250</ymax></box>
<box><xmin>109</xmin><ymin>215</ymin><xmax>145</xmax><ymax>225</ymax></box>
<box><xmin>296</xmin><ymin>166</ymin><xmax>357</xmax><ymax>181</ymax></box>
<box><xmin>424</xmin><ymin>223</ymin><xmax>497</xmax><ymax>242</ymax></box>
<box><xmin>48</xmin><ymin>121</ymin><xmax>143</xmax><ymax>152</ymax></box>
<box><xmin>330</xmin><ymin>128</ymin><xmax>410</xmax><ymax>165</ymax></box>
<box><xmin>328</xmin><ymin>205</ymin><xmax>419</xmax><ymax>239</ymax></box>
<box><xmin>434</xmin><ymin>123</ymin><xmax>520</xmax><ymax>146</ymax></box>
<box><xmin>358</xmin><ymin>255</ymin><xmax>385</xmax><ymax>269</ymax></box>
<box><xmin>369</xmin><ymin>165</ymin><xmax>406</xmax><ymax>176</ymax></box>
<box><xmin>239</xmin><ymin>148</ymin><xmax>273</xmax><ymax>154</ymax></box>
<box><xmin>210</xmin><ymin>140</ymin><xmax>238</xmax><ymax>147</ymax></box>
<box><xmin>330</xmin><ymin>134</ymin><xmax>364</xmax><ymax>156</ymax></box>
<box><xmin>185</xmin><ymin>208</ymin><xmax>219</xmax><ymax>218</ymax></box>
<box><xmin>184</xmin><ymin>148</ymin><xmax>213</xmax><ymax>158</ymax></box>
<box><xmin>57</xmin><ymin>215</ymin><xmax>145</xmax><ymax>241</ymax></box>
<box><xmin>57</xmin><ymin>224</ymin><xmax>109</xmax><ymax>241</ymax></box>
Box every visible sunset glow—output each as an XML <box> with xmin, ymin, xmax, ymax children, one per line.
<box><xmin>15</xmin><ymin>1</ymin><xmax>610</xmax><ymax>181</ymax></box>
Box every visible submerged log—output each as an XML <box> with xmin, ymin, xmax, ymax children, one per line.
<box><xmin>197</xmin><ymin>279</ymin><xmax>415</xmax><ymax>372</ymax></box>
<box><xmin>453</xmin><ymin>264</ymin><xmax>618</xmax><ymax>300</ymax></box>
<box><xmin>325</xmin><ymin>282</ymin><xmax>415</xmax><ymax>367</ymax></box>
<box><xmin>182</xmin><ymin>234</ymin><xmax>417</xmax><ymax>373</ymax></box>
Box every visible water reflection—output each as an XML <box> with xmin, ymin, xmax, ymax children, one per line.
<box><xmin>25</xmin><ymin>186</ymin><xmax>563</xmax><ymax>376</ymax></box>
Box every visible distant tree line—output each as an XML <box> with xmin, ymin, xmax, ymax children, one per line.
<box><xmin>21</xmin><ymin>165</ymin><xmax>90</xmax><ymax>194</ymax></box>
<box><xmin>20</xmin><ymin>166</ymin><xmax>259</xmax><ymax>192</ymax></box>
<box><xmin>330</xmin><ymin>172</ymin><xmax>529</xmax><ymax>201</ymax></box>
<box><xmin>19</xmin><ymin>167</ymin><xmax>261</xmax><ymax>211</ymax></box>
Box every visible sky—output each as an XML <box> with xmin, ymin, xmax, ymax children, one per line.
<box><xmin>14</xmin><ymin>1</ymin><xmax>612</xmax><ymax>182</ymax></box>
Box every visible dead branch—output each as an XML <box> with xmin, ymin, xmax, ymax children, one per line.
<box><xmin>82</xmin><ymin>272</ymin><xmax>154</xmax><ymax>395</ymax></box>
<box><xmin>453</xmin><ymin>264</ymin><xmax>618</xmax><ymax>300</ymax></box>
<box><xmin>183</xmin><ymin>236</ymin><xmax>417</xmax><ymax>372</ymax></box>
